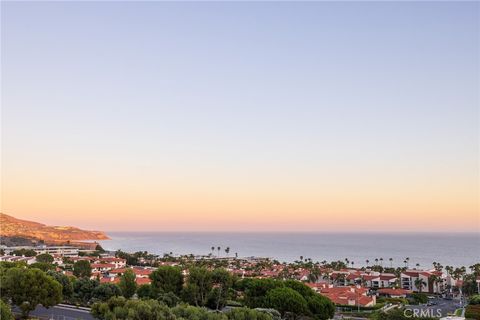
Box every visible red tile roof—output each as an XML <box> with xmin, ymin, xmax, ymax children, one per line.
<box><xmin>377</xmin><ymin>288</ymin><xmax>411</xmax><ymax>296</ymax></box>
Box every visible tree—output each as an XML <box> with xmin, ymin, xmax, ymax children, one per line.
<box><xmin>92</xmin><ymin>296</ymin><xmax>175</xmax><ymax>320</ymax></box>
<box><xmin>47</xmin><ymin>270</ymin><xmax>74</xmax><ymax>300</ymax></box>
<box><xmin>29</xmin><ymin>262</ymin><xmax>55</xmax><ymax>272</ymax></box>
<box><xmin>207</xmin><ymin>268</ymin><xmax>235</xmax><ymax>310</ymax></box>
<box><xmin>92</xmin><ymin>283</ymin><xmax>122</xmax><ymax>301</ymax></box>
<box><xmin>0</xmin><ymin>300</ymin><xmax>14</xmax><ymax>320</ymax></box>
<box><xmin>240</xmin><ymin>278</ymin><xmax>284</xmax><ymax>308</ymax></box>
<box><xmin>11</xmin><ymin>249</ymin><xmax>36</xmax><ymax>257</ymax></box>
<box><xmin>226</xmin><ymin>307</ymin><xmax>273</xmax><ymax>320</ymax></box>
<box><xmin>149</xmin><ymin>266</ymin><xmax>183</xmax><ymax>296</ymax></box>
<box><xmin>283</xmin><ymin>280</ymin><xmax>334</xmax><ymax>320</ymax></box>
<box><xmin>463</xmin><ymin>274</ymin><xmax>480</xmax><ymax>296</ymax></box>
<box><xmin>172</xmin><ymin>304</ymin><xmax>226</xmax><ymax>320</ymax></box>
<box><xmin>157</xmin><ymin>291</ymin><xmax>180</xmax><ymax>307</ymax></box>
<box><xmin>307</xmin><ymin>294</ymin><xmax>335</xmax><ymax>320</ymax></box>
<box><xmin>36</xmin><ymin>253</ymin><xmax>54</xmax><ymax>264</ymax></box>
<box><xmin>1</xmin><ymin>267</ymin><xmax>62</xmax><ymax>318</ymax></box>
<box><xmin>414</xmin><ymin>278</ymin><xmax>426</xmax><ymax>293</ymax></box>
<box><xmin>284</xmin><ymin>280</ymin><xmax>314</xmax><ymax>298</ymax></box>
<box><xmin>73</xmin><ymin>260</ymin><xmax>92</xmax><ymax>278</ymax></box>
<box><xmin>119</xmin><ymin>269</ymin><xmax>137</xmax><ymax>298</ymax></box>
<box><xmin>182</xmin><ymin>267</ymin><xmax>213</xmax><ymax>307</ymax></box>
<box><xmin>266</xmin><ymin>287</ymin><xmax>309</xmax><ymax>318</ymax></box>
<box><xmin>469</xmin><ymin>295</ymin><xmax>480</xmax><ymax>305</ymax></box>
<box><xmin>410</xmin><ymin>293</ymin><xmax>428</xmax><ymax>305</ymax></box>
<box><xmin>137</xmin><ymin>284</ymin><xmax>155</xmax><ymax>299</ymax></box>
<box><xmin>73</xmin><ymin>278</ymin><xmax>99</xmax><ymax>304</ymax></box>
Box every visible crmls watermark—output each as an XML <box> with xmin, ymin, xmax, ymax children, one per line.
<box><xmin>404</xmin><ymin>308</ymin><xmax>443</xmax><ymax>318</ymax></box>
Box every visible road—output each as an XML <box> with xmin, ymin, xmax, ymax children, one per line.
<box><xmin>405</xmin><ymin>296</ymin><xmax>460</xmax><ymax>317</ymax></box>
<box><xmin>15</xmin><ymin>305</ymin><xmax>95</xmax><ymax>320</ymax></box>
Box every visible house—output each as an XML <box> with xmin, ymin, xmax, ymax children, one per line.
<box><xmin>91</xmin><ymin>263</ymin><xmax>116</xmax><ymax>273</ymax></box>
<box><xmin>319</xmin><ymin>286</ymin><xmax>376</xmax><ymax>307</ymax></box>
<box><xmin>305</xmin><ymin>282</ymin><xmax>330</xmax><ymax>293</ymax></box>
<box><xmin>362</xmin><ymin>275</ymin><xmax>381</xmax><ymax>288</ymax></box>
<box><xmin>379</xmin><ymin>274</ymin><xmax>397</xmax><ymax>288</ymax></box>
<box><xmin>94</xmin><ymin>257</ymin><xmax>127</xmax><ymax>269</ymax></box>
<box><xmin>401</xmin><ymin>270</ymin><xmax>444</xmax><ymax>293</ymax></box>
<box><xmin>0</xmin><ymin>255</ymin><xmax>36</xmax><ymax>264</ymax></box>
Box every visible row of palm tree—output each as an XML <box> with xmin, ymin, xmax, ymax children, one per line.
<box><xmin>210</xmin><ymin>246</ymin><xmax>236</xmax><ymax>258</ymax></box>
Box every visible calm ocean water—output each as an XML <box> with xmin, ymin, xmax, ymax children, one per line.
<box><xmin>99</xmin><ymin>232</ymin><xmax>479</xmax><ymax>268</ymax></box>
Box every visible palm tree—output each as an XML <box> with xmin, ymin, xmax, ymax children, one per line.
<box><xmin>445</xmin><ymin>265</ymin><xmax>453</xmax><ymax>276</ymax></box>
<box><xmin>211</xmin><ymin>246</ymin><xmax>215</xmax><ymax>256</ymax></box>
<box><xmin>415</xmin><ymin>263</ymin><xmax>420</xmax><ymax>269</ymax></box>
<box><xmin>405</xmin><ymin>257</ymin><xmax>410</xmax><ymax>268</ymax></box>
<box><xmin>351</xmin><ymin>261</ymin><xmax>355</xmax><ymax>269</ymax></box>
<box><xmin>380</xmin><ymin>258</ymin><xmax>384</xmax><ymax>267</ymax></box>
<box><xmin>366</xmin><ymin>259</ymin><xmax>370</xmax><ymax>267</ymax></box>
<box><xmin>429</xmin><ymin>275</ymin><xmax>442</xmax><ymax>293</ymax></box>
<box><xmin>389</xmin><ymin>258</ymin><xmax>393</xmax><ymax>268</ymax></box>
<box><xmin>217</xmin><ymin>246</ymin><xmax>221</xmax><ymax>257</ymax></box>
<box><xmin>235</xmin><ymin>252</ymin><xmax>238</xmax><ymax>259</ymax></box>
<box><xmin>375</xmin><ymin>258</ymin><xmax>379</xmax><ymax>265</ymax></box>
<box><xmin>225</xmin><ymin>247</ymin><xmax>230</xmax><ymax>257</ymax></box>
<box><xmin>414</xmin><ymin>278</ymin><xmax>427</xmax><ymax>293</ymax></box>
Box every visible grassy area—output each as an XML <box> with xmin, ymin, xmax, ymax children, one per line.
<box><xmin>454</xmin><ymin>308</ymin><xmax>463</xmax><ymax>316</ymax></box>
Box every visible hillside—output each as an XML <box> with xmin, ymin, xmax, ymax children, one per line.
<box><xmin>0</xmin><ymin>213</ymin><xmax>109</xmax><ymax>243</ymax></box>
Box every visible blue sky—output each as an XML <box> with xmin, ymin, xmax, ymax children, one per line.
<box><xmin>1</xmin><ymin>2</ymin><xmax>479</xmax><ymax>231</ymax></box>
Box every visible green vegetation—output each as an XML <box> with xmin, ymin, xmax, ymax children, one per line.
<box><xmin>0</xmin><ymin>300</ymin><xmax>14</xmax><ymax>320</ymax></box>
<box><xmin>0</xmin><ymin>267</ymin><xmax>62</xmax><ymax>318</ymax></box>
<box><xmin>182</xmin><ymin>266</ymin><xmax>215</xmax><ymax>307</ymax></box>
<box><xmin>92</xmin><ymin>283</ymin><xmax>122</xmax><ymax>301</ymax></box>
<box><xmin>119</xmin><ymin>269</ymin><xmax>137</xmax><ymax>298</ymax></box>
<box><xmin>240</xmin><ymin>278</ymin><xmax>334</xmax><ymax>320</ymax></box>
<box><xmin>266</xmin><ymin>287</ymin><xmax>309</xmax><ymax>317</ymax></box>
<box><xmin>73</xmin><ymin>259</ymin><xmax>92</xmax><ymax>278</ymax></box>
<box><xmin>150</xmin><ymin>266</ymin><xmax>184</xmax><ymax>296</ymax></box>
<box><xmin>115</xmin><ymin>250</ymin><xmax>158</xmax><ymax>266</ymax></box>
<box><xmin>11</xmin><ymin>248</ymin><xmax>37</xmax><ymax>257</ymax></box>
<box><xmin>30</xmin><ymin>261</ymin><xmax>56</xmax><ymax>271</ymax></box>
<box><xmin>465</xmin><ymin>305</ymin><xmax>480</xmax><ymax>320</ymax></box>
<box><xmin>409</xmin><ymin>293</ymin><xmax>428</xmax><ymax>305</ymax></box>
<box><xmin>463</xmin><ymin>274</ymin><xmax>480</xmax><ymax>297</ymax></box>
<box><xmin>466</xmin><ymin>295</ymin><xmax>480</xmax><ymax>320</ymax></box>
<box><xmin>74</xmin><ymin>278</ymin><xmax>100</xmax><ymax>304</ymax></box>
<box><xmin>47</xmin><ymin>270</ymin><xmax>74</xmax><ymax>299</ymax></box>
<box><xmin>36</xmin><ymin>253</ymin><xmax>54</xmax><ymax>263</ymax></box>
<box><xmin>91</xmin><ymin>296</ymin><xmax>273</xmax><ymax>320</ymax></box>
<box><xmin>470</xmin><ymin>295</ymin><xmax>480</xmax><ymax>305</ymax></box>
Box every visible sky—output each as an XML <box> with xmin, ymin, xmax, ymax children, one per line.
<box><xmin>1</xmin><ymin>1</ymin><xmax>479</xmax><ymax>232</ymax></box>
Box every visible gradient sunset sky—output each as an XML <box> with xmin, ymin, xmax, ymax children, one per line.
<box><xmin>1</xmin><ymin>2</ymin><xmax>478</xmax><ymax>232</ymax></box>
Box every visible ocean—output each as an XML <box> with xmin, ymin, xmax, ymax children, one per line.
<box><xmin>99</xmin><ymin>232</ymin><xmax>479</xmax><ymax>268</ymax></box>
